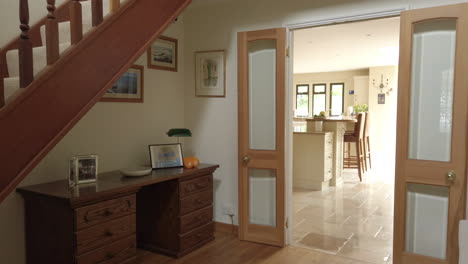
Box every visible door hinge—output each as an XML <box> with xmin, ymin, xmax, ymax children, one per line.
<box><xmin>285</xmin><ymin>218</ymin><xmax>289</xmax><ymax>229</ymax></box>
<box><xmin>286</xmin><ymin>47</ymin><xmax>290</xmax><ymax>57</ymax></box>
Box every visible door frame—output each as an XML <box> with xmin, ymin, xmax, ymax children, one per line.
<box><xmin>284</xmin><ymin>7</ymin><xmax>408</xmax><ymax>245</ymax></box>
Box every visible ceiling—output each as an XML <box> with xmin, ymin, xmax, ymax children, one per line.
<box><xmin>294</xmin><ymin>17</ymin><xmax>400</xmax><ymax>74</ymax></box>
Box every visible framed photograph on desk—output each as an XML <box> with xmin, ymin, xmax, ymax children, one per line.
<box><xmin>149</xmin><ymin>143</ymin><xmax>184</xmax><ymax>169</ymax></box>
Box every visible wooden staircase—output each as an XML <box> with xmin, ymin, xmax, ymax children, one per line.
<box><xmin>0</xmin><ymin>0</ymin><xmax>191</xmax><ymax>203</ymax></box>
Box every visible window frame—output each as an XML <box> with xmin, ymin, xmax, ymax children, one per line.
<box><xmin>295</xmin><ymin>84</ymin><xmax>310</xmax><ymax>117</ymax></box>
<box><xmin>312</xmin><ymin>83</ymin><xmax>327</xmax><ymax>116</ymax></box>
<box><xmin>330</xmin><ymin>82</ymin><xmax>345</xmax><ymax>116</ymax></box>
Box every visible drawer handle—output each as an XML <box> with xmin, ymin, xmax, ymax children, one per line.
<box><xmin>196</xmin><ymin>233</ymin><xmax>203</xmax><ymax>238</ymax></box>
<box><xmin>104</xmin><ymin>231</ymin><xmax>114</xmax><ymax>237</ymax></box>
<box><xmin>195</xmin><ymin>199</ymin><xmax>203</xmax><ymax>205</ymax></box>
<box><xmin>195</xmin><ymin>183</ymin><xmax>206</xmax><ymax>188</ymax></box>
<box><xmin>328</xmin><ymin>156</ymin><xmax>331</xmax><ymax>159</ymax></box>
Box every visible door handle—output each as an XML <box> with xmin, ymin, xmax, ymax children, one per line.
<box><xmin>242</xmin><ymin>156</ymin><xmax>251</xmax><ymax>163</ymax></box>
<box><xmin>447</xmin><ymin>171</ymin><xmax>456</xmax><ymax>183</ymax></box>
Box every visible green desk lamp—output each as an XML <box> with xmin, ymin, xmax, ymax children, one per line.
<box><xmin>167</xmin><ymin>128</ymin><xmax>192</xmax><ymax>143</ymax></box>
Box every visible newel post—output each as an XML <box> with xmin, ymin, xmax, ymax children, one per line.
<box><xmin>46</xmin><ymin>0</ymin><xmax>59</xmax><ymax>65</ymax></box>
<box><xmin>19</xmin><ymin>0</ymin><xmax>34</xmax><ymax>88</ymax></box>
<box><xmin>70</xmin><ymin>0</ymin><xmax>83</xmax><ymax>44</ymax></box>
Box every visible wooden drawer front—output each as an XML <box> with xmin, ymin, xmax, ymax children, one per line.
<box><xmin>180</xmin><ymin>222</ymin><xmax>214</xmax><ymax>251</ymax></box>
<box><xmin>180</xmin><ymin>190</ymin><xmax>213</xmax><ymax>215</ymax></box>
<box><xmin>75</xmin><ymin>195</ymin><xmax>136</xmax><ymax>230</ymax></box>
<box><xmin>76</xmin><ymin>235</ymin><xmax>136</xmax><ymax>264</ymax></box>
<box><xmin>180</xmin><ymin>206</ymin><xmax>213</xmax><ymax>234</ymax></box>
<box><xmin>180</xmin><ymin>175</ymin><xmax>213</xmax><ymax>198</ymax></box>
<box><xmin>76</xmin><ymin>214</ymin><xmax>136</xmax><ymax>255</ymax></box>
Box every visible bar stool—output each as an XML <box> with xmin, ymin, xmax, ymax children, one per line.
<box><xmin>343</xmin><ymin>112</ymin><xmax>366</xmax><ymax>181</ymax></box>
<box><xmin>363</xmin><ymin>112</ymin><xmax>372</xmax><ymax>171</ymax></box>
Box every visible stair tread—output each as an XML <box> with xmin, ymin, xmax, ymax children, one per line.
<box><xmin>3</xmin><ymin>77</ymin><xmax>20</xmax><ymax>100</ymax></box>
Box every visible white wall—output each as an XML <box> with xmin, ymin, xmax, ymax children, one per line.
<box><xmin>0</xmin><ymin>0</ymin><xmax>67</xmax><ymax>47</ymax></box>
<box><xmin>183</xmin><ymin>0</ymin><xmax>468</xmax><ymax>227</ymax></box>
<box><xmin>0</xmin><ymin>16</ymin><xmax>186</xmax><ymax>264</ymax></box>
<box><xmin>293</xmin><ymin>69</ymin><xmax>369</xmax><ymax>117</ymax></box>
<box><xmin>368</xmin><ymin>66</ymin><xmax>398</xmax><ymax>182</ymax></box>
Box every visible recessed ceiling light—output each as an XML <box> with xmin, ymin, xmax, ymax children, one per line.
<box><xmin>366</xmin><ymin>34</ymin><xmax>372</xmax><ymax>37</ymax></box>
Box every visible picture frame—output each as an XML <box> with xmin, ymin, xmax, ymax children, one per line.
<box><xmin>147</xmin><ymin>36</ymin><xmax>178</xmax><ymax>72</ymax></box>
<box><xmin>101</xmin><ymin>65</ymin><xmax>144</xmax><ymax>103</ymax></box>
<box><xmin>378</xmin><ymin>93</ymin><xmax>386</xmax><ymax>104</ymax></box>
<box><xmin>149</xmin><ymin>143</ymin><xmax>184</xmax><ymax>169</ymax></box>
<box><xmin>68</xmin><ymin>158</ymin><xmax>76</xmax><ymax>187</ymax></box>
<box><xmin>195</xmin><ymin>50</ymin><xmax>226</xmax><ymax>97</ymax></box>
<box><xmin>70</xmin><ymin>155</ymin><xmax>99</xmax><ymax>185</ymax></box>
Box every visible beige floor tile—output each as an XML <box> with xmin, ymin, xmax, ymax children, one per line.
<box><xmin>338</xmin><ymin>244</ymin><xmax>391</xmax><ymax>264</ymax></box>
<box><xmin>295</xmin><ymin>220</ymin><xmax>355</xmax><ymax>240</ymax></box>
<box><xmin>293</xmin><ymin>170</ymin><xmax>395</xmax><ymax>263</ymax></box>
<box><xmin>325</xmin><ymin>213</ymin><xmax>351</xmax><ymax>225</ymax></box>
<box><xmin>297</xmin><ymin>232</ymin><xmax>350</xmax><ymax>254</ymax></box>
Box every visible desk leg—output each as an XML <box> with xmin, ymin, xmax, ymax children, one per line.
<box><xmin>323</xmin><ymin>122</ymin><xmax>346</xmax><ymax>187</ymax></box>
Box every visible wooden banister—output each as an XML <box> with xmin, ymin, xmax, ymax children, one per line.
<box><xmin>46</xmin><ymin>0</ymin><xmax>60</xmax><ymax>65</ymax></box>
<box><xmin>70</xmin><ymin>0</ymin><xmax>83</xmax><ymax>45</ymax></box>
<box><xmin>1</xmin><ymin>1</ymin><xmax>71</xmax><ymax>78</ymax></box>
<box><xmin>0</xmin><ymin>58</ymin><xmax>4</xmax><ymax>108</ymax></box>
<box><xmin>19</xmin><ymin>0</ymin><xmax>34</xmax><ymax>88</ymax></box>
<box><xmin>92</xmin><ymin>0</ymin><xmax>104</xmax><ymax>27</ymax></box>
<box><xmin>110</xmin><ymin>0</ymin><xmax>120</xmax><ymax>13</ymax></box>
<box><xmin>0</xmin><ymin>0</ymin><xmax>192</xmax><ymax>204</ymax></box>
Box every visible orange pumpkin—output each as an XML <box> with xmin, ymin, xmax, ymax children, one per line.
<box><xmin>192</xmin><ymin>157</ymin><xmax>200</xmax><ymax>168</ymax></box>
<box><xmin>183</xmin><ymin>157</ymin><xmax>194</xmax><ymax>169</ymax></box>
<box><xmin>184</xmin><ymin>157</ymin><xmax>200</xmax><ymax>168</ymax></box>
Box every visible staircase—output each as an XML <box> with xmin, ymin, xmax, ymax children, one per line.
<box><xmin>0</xmin><ymin>0</ymin><xmax>191</xmax><ymax>202</ymax></box>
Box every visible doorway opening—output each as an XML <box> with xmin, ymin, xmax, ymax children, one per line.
<box><xmin>290</xmin><ymin>16</ymin><xmax>400</xmax><ymax>264</ymax></box>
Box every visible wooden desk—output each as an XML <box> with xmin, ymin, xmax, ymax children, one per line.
<box><xmin>17</xmin><ymin>164</ymin><xmax>219</xmax><ymax>264</ymax></box>
<box><xmin>304</xmin><ymin>118</ymin><xmax>356</xmax><ymax>186</ymax></box>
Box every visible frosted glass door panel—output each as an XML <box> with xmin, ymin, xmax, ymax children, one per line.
<box><xmin>408</xmin><ymin>19</ymin><xmax>456</xmax><ymax>162</ymax></box>
<box><xmin>405</xmin><ymin>184</ymin><xmax>449</xmax><ymax>259</ymax></box>
<box><xmin>249</xmin><ymin>40</ymin><xmax>277</xmax><ymax>150</ymax></box>
<box><xmin>249</xmin><ymin>169</ymin><xmax>276</xmax><ymax>227</ymax></box>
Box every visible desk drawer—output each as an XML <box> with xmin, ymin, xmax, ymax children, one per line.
<box><xmin>76</xmin><ymin>214</ymin><xmax>136</xmax><ymax>255</ymax></box>
<box><xmin>180</xmin><ymin>190</ymin><xmax>212</xmax><ymax>215</ymax></box>
<box><xmin>180</xmin><ymin>206</ymin><xmax>213</xmax><ymax>234</ymax></box>
<box><xmin>180</xmin><ymin>175</ymin><xmax>213</xmax><ymax>198</ymax></box>
<box><xmin>75</xmin><ymin>195</ymin><xmax>136</xmax><ymax>230</ymax></box>
<box><xmin>180</xmin><ymin>222</ymin><xmax>214</xmax><ymax>251</ymax></box>
<box><xmin>76</xmin><ymin>235</ymin><xmax>136</xmax><ymax>264</ymax></box>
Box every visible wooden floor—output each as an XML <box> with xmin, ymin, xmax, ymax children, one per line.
<box><xmin>138</xmin><ymin>230</ymin><xmax>371</xmax><ymax>264</ymax></box>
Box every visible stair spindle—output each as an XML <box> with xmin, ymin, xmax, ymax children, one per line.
<box><xmin>0</xmin><ymin>58</ymin><xmax>4</xmax><ymax>108</ymax></box>
<box><xmin>110</xmin><ymin>0</ymin><xmax>120</xmax><ymax>13</ymax></box>
<box><xmin>19</xmin><ymin>0</ymin><xmax>34</xmax><ymax>88</ymax></box>
<box><xmin>91</xmin><ymin>0</ymin><xmax>104</xmax><ymax>27</ymax></box>
<box><xmin>46</xmin><ymin>0</ymin><xmax>59</xmax><ymax>65</ymax></box>
<box><xmin>70</xmin><ymin>0</ymin><xmax>83</xmax><ymax>45</ymax></box>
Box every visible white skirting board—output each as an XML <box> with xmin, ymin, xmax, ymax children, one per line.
<box><xmin>460</xmin><ymin>220</ymin><xmax>468</xmax><ymax>264</ymax></box>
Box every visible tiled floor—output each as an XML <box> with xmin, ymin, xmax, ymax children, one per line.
<box><xmin>292</xmin><ymin>169</ymin><xmax>394</xmax><ymax>264</ymax></box>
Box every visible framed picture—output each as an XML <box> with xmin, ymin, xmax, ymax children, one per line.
<box><xmin>195</xmin><ymin>50</ymin><xmax>226</xmax><ymax>97</ymax></box>
<box><xmin>74</xmin><ymin>155</ymin><xmax>99</xmax><ymax>184</ymax></box>
<box><xmin>101</xmin><ymin>65</ymin><xmax>144</xmax><ymax>103</ymax></box>
<box><xmin>378</xmin><ymin>93</ymin><xmax>386</xmax><ymax>104</ymax></box>
<box><xmin>68</xmin><ymin>159</ymin><xmax>76</xmax><ymax>187</ymax></box>
<box><xmin>149</xmin><ymin>143</ymin><xmax>184</xmax><ymax>169</ymax></box>
<box><xmin>147</xmin><ymin>36</ymin><xmax>178</xmax><ymax>72</ymax></box>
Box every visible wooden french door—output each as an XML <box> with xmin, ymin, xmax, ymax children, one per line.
<box><xmin>394</xmin><ymin>4</ymin><xmax>468</xmax><ymax>264</ymax></box>
<box><xmin>238</xmin><ymin>28</ymin><xmax>286</xmax><ymax>246</ymax></box>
